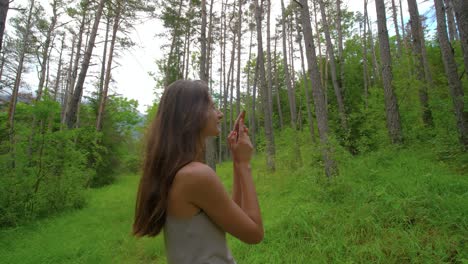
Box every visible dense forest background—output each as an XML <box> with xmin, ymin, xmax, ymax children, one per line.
<box><xmin>0</xmin><ymin>0</ymin><xmax>467</xmax><ymax>262</ymax></box>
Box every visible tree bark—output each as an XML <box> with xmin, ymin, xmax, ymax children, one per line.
<box><xmin>0</xmin><ymin>0</ymin><xmax>8</xmax><ymax>52</ymax></box>
<box><xmin>255</xmin><ymin>0</ymin><xmax>275</xmax><ymax>171</ymax></box>
<box><xmin>96</xmin><ymin>0</ymin><xmax>122</xmax><ymax>132</ymax></box>
<box><xmin>37</xmin><ymin>0</ymin><xmax>59</xmax><ymax>101</ymax></box>
<box><xmin>8</xmin><ymin>0</ymin><xmax>35</xmax><ymax>137</ymax></box>
<box><xmin>281</xmin><ymin>0</ymin><xmax>297</xmax><ymax>128</ymax></box>
<box><xmin>318</xmin><ymin>0</ymin><xmax>348</xmax><ymax>132</ymax></box>
<box><xmin>235</xmin><ymin>0</ymin><xmax>242</xmax><ymax>117</ymax></box>
<box><xmin>391</xmin><ymin>0</ymin><xmax>403</xmax><ymax>56</ymax></box>
<box><xmin>66</xmin><ymin>0</ymin><xmax>106</xmax><ymax>128</ymax></box>
<box><xmin>362</xmin><ymin>1</ymin><xmax>369</xmax><ymax>108</ymax></box>
<box><xmin>273</xmin><ymin>29</ymin><xmax>284</xmax><ymax>130</ymax></box>
<box><xmin>434</xmin><ymin>0</ymin><xmax>468</xmax><ymax>149</ymax></box>
<box><xmin>296</xmin><ymin>10</ymin><xmax>316</xmax><ymax>143</ymax></box>
<box><xmin>298</xmin><ymin>0</ymin><xmax>337</xmax><ymax>178</ymax></box>
<box><xmin>200</xmin><ymin>0</ymin><xmax>216</xmax><ymax>169</ymax></box>
<box><xmin>337</xmin><ymin>0</ymin><xmax>345</xmax><ymax>92</ymax></box>
<box><xmin>453</xmin><ymin>0</ymin><xmax>468</xmax><ymax>75</ymax></box>
<box><xmin>445</xmin><ymin>0</ymin><xmax>459</xmax><ymax>42</ymax></box>
<box><xmin>375</xmin><ymin>0</ymin><xmax>403</xmax><ymax>144</ymax></box>
<box><xmin>98</xmin><ymin>14</ymin><xmax>110</xmax><ymax>98</ymax></box>
<box><xmin>407</xmin><ymin>0</ymin><xmax>434</xmax><ymax>126</ymax></box>
<box><xmin>62</xmin><ymin>1</ymin><xmax>89</xmax><ymax>125</ymax></box>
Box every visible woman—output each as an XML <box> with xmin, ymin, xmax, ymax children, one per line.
<box><xmin>133</xmin><ymin>80</ymin><xmax>263</xmax><ymax>264</ymax></box>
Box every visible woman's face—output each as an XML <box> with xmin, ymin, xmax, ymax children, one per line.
<box><xmin>201</xmin><ymin>97</ymin><xmax>224</xmax><ymax>138</ymax></box>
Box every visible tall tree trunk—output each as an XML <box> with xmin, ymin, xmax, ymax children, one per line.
<box><xmin>399</xmin><ymin>0</ymin><xmax>407</xmax><ymax>49</ymax></box>
<box><xmin>53</xmin><ymin>35</ymin><xmax>65</xmax><ymax>102</ymax></box>
<box><xmin>298</xmin><ymin>0</ymin><xmax>337</xmax><ymax>178</ymax></box>
<box><xmin>206</xmin><ymin>0</ymin><xmax>215</xmax><ymax>89</ymax></box>
<box><xmin>367</xmin><ymin>13</ymin><xmax>380</xmax><ymax>84</ymax></box>
<box><xmin>164</xmin><ymin>0</ymin><xmax>184</xmax><ymax>87</ymax></box>
<box><xmin>312</xmin><ymin>0</ymin><xmax>324</xmax><ymax>86</ymax></box>
<box><xmin>98</xmin><ymin>14</ymin><xmax>110</xmax><ymax>98</ymax></box>
<box><xmin>8</xmin><ymin>0</ymin><xmax>35</xmax><ymax>137</ymax></box>
<box><xmin>296</xmin><ymin>10</ymin><xmax>316</xmax><ymax>143</ymax></box>
<box><xmin>266</xmin><ymin>0</ymin><xmax>273</xmax><ymax>119</ymax></box>
<box><xmin>362</xmin><ymin>3</ymin><xmax>369</xmax><ymax>108</ymax></box>
<box><xmin>37</xmin><ymin>0</ymin><xmax>58</xmax><ymax>101</ymax></box>
<box><xmin>445</xmin><ymin>0</ymin><xmax>459</xmax><ymax>42</ymax></box>
<box><xmin>66</xmin><ymin>0</ymin><xmax>106</xmax><ymax>128</ymax></box>
<box><xmin>236</xmin><ymin>0</ymin><xmax>242</xmax><ymax>116</ymax></box>
<box><xmin>7</xmin><ymin>0</ymin><xmax>35</xmax><ymax>168</ymax></box>
<box><xmin>318</xmin><ymin>0</ymin><xmax>348</xmax><ymax>132</ymax></box>
<box><xmin>219</xmin><ymin>0</ymin><xmax>226</xmax><ymax>162</ymax></box>
<box><xmin>391</xmin><ymin>0</ymin><xmax>402</xmax><ymax>56</ymax></box>
<box><xmin>281</xmin><ymin>0</ymin><xmax>297</xmax><ymax>128</ymax></box>
<box><xmin>62</xmin><ymin>35</ymin><xmax>76</xmax><ymax>127</ymax></box>
<box><xmin>434</xmin><ymin>0</ymin><xmax>468</xmax><ymax>149</ymax></box>
<box><xmin>375</xmin><ymin>0</ymin><xmax>403</xmax><ymax>144</ymax></box>
<box><xmin>246</xmin><ymin>20</ymin><xmax>254</xmax><ymax>131</ymax></box>
<box><xmin>273</xmin><ymin>29</ymin><xmax>284</xmax><ymax>130</ymax></box>
<box><xmin>453</xmin><ymin>0</ymin><xmax>468</xmax><ymax>75</ymax></box>
<box><xmin>407</xmin><ymin>0</ymin><xmax>434</xmax><ymax>126</ymax></box>
<box><xmin>255</xmin><ymin>0</ymin><xmax>275</xmax><ymax>171</ymax></box>
<box><xmin>337</xmin><ymin>0</ymin><xmax>345</xmax><ymax>92</ymax></box>
<box><xmin>63</xmin><ymin>2</ymin><xmax>89</xmax><ymax>125</ymax></box>
<box><xmin>96</xmin><ymin>0</ymin><xmax>122</xmax><ymax>132</ymax></box>
<box><xmin>0</xmin><ymin>0</ymin><xmax>8</xmax><ymax>52</ymax></box>
<box><xmin>200</xmin><ymin>0</ymin><xmax>216</xmax><ymax>169</ymax></box>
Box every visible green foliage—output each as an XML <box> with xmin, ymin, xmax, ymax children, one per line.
<box><xmin>1</xmin><ymin>142</ymin><xmax>466</xmax><ymax>263</ymax></box>
<box><xmin>0</xmin><ymin>92</ymin><xmax>142</xmax><ymax>227</ymax></box>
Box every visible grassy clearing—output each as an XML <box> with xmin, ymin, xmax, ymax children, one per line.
<box><xmin>0</xmin><ymin>145</ymin><xmax>467</xmax><ymax>263</ymax></box>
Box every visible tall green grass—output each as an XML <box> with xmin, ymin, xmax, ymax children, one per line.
<box><xmin>0</xmin><ymin>144</ymin><xmax>467</xmax><ymax>263</ymax></box>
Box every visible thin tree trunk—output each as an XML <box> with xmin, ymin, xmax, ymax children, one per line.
<box><xmin>312</xmin><ymin>0</ymin><xmax>323</xmax><ymax>86</ymax></box>
<box><xmin>0</xmin><ymin>0</ymin><xmax>8</xmax><ymax>52</ymax></box>
<box><xmin>281</xmin><ymin>0</ymin><xmax>297</xmax><ymax>128</ymax></box>
<box><xmin>434</xmin><ymin>0</ymin><xmax>468</xmax><ymax>149</ymax></box>
<box><xmin>445</xmin><ymin>0</ymin><xmax>459</xmax><ymax>42</ymax></box>
<box><xmin>255</xmin><ymin>0</ymin><xmax>275</xmax><ymax>171</ymax></box>
<box><xmin>368</xmin><ymin>15</ymin><xmax>380</xmax><ymax>85</ymax></box>
<box><xmin>98</xmin><ymin>14</ymin><xmax>110</xmax><ymax>98</ymax></box>
<box><xmin>53</xmin><ymin>35</ymin><xmax>65</xmax><ymax>102</ymax></box>
<box><xmin>96</xmin><ymin>0</ymin><xmax>122</xmax><ymax>132</ymax></box>
<box><xmin>296</xmin><ymin>10</ymin><xmax>316</xmax><ymax>143</ymax></box>
<box><xmin>391</xmin><ymin>0</ymin><xmax>402</xmax><ymax>56</ymax></box>
<box><xmin>399</xmin><ymin>0</ymin><xmax>407</xmax><ymax>49</ymax></box>
<box><xmin>37</xmin><ymin>0</ymin><xmax>58</xmax><ymax>101</ymax></box>
<box><xmin>273</xmin><ymin>29</ymin><xmax>284</xmax><ymax>130</ymax></box>
<box><xmin>453</xmin><ymin>0</ymin><xmax>468</xmax><ymax>75</ymax></box>
<box><xmin>362</xmin><ymin>2</ymin><xmax>369</xmax><ymax>108</ymax></box>
<box><xmin>63</xmin><ymin>2</ymin><xmax>88</xmax><ymax>125</ymax></box>
<box><xmin>375</xmin><ymin>0</ymin><xmax>403</xmax><ymax>144</ymax></box>
<box><xmin>235</xmin><ymin>0</ymin><xmax>242</xmax><ymax>116</ymax></box>
<box><xmin>337</xmin><ymin>0</ymin><xmax>345</xmax><ymax>92</ymax></box>
<box><xmin>318</xmin><ymin>0</ymin><xmax>348</xmax><ymax>132</ymax></box>
<box><xmin>62</xmin><ymin>35</ymin><xmax>76</xmax><ymax>126</ymax></box>
<box><xmin>8</xmin><ymin>0</ymin><xmax>35</xmax><ymax>137</ymax></box>
<box><xmin>298</xmin><ymin>0</ymin><xmax>337</xmax><ymax>178</ymax></box>
<box><xmin>66</xmin><ymin>0</ymin><xmax>106</xmax><ymax>128</ymax></box>
<box><xmin>206</xmin><ymin>0</ymin><xmax>215</xmax><ymax>89</ymax></box>
<box><xmin>407</xmin><ymin>0</ymin><xmax>434</xmax><ymax>126</ymax></box>
<box><xmin>200</xmin><ymin>0</ymin><xmax>216</xmax><ymax>169</ymax></box>
<box><xmin>266</xmin><ymin>0</ymin><xmax>273</xmax><ymax>119</ymax></box>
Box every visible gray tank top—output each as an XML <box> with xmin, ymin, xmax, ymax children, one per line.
<box><xmin>164</xmin><ymin>211</ymin><xmax>237</xmax><ymax>264</ymax></box>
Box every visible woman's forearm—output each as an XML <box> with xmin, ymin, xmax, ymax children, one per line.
<box><xmin>232</xmin><ymin>163</ymin><xmax>243</xmax><ymax>207</ymax></box>
<box><xmin>235</xmin><ymin>162</ymin><xmax>263</xmax><ymax>229</ymax></box>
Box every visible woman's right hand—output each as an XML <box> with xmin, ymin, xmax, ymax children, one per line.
<box><xmin>228</xmin><ymin>117</ymin><xmax>253</xmax><ymax>164</ymax></box>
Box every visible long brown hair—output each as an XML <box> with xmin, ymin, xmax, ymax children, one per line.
<box><xmin>133</xmin><ymin>80</ymin><xmax>211</xmax><ymax>237</ymax></box>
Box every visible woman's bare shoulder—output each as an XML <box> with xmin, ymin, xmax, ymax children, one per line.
<box><xmin>175</xmin><ymin>162</ymin><xmax>219</xmax><ymax>187</ymax></box>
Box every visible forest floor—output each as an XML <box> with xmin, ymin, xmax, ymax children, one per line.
<box><xmin>0</xmin><ymin>145</ymin><xmax>467</xmax><ymax>263</ymax></box>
